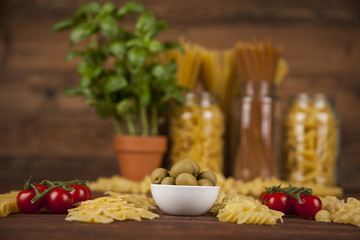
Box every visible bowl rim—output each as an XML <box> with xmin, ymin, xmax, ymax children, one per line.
<box><xmin>150</xmin><ymin>184</ymin><xmax>220</xmax><ymax>189</ymax></box>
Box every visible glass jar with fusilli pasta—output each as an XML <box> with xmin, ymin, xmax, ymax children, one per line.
<box><xmin>284</xmin><ymin>93</ymin><xmax>340</xmax><ymax>186</ymax></box>
<box><xmin>170</xmin><ymin>92</ymin><xmax>224</xmax><ymax>173</ymax></box>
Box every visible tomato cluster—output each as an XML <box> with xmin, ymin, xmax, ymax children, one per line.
<box><xmin>260</xmin><ymin>186</ymin><xmax>322</xmax><ymax>219</ymax></box>
<box><xmin>17</xmin><ymin>179</ymin><xmax>92</xmax><ymax>214</ymax></box>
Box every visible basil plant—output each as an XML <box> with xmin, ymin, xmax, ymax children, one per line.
<box><xmin>53</xmin><ymin>1</ymin><xmax>186</xmax><ymax>136</ymax></box>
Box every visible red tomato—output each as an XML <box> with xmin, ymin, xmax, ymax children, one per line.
<box><xmin>86</xmin><ymin>186</ymin><xmax>92</xmax><ymax>200</ymax></box>
<box><xmin>287</xmin><ymin>196</ymin><xmax>298</xmax><ymax>214</ymax></box>
<box><xmin>259</xmin><ymin>191</ymin><xmax>269</xmax><ymax>203</ymax></box>
<box><xmin>47</xmin><ymin>187</ymin><xmax>74</xmax><ymax>213</ymax></box>
<box><xmin>69</xmin><ymin>184</ymin><xmax>88</xmax><ymax>203</ymax></box>
<box><xmin>34</xmin><ymin>184</ymin><xmax>49</xmax><ymax>208</ymax></box>
<box><xmin>295</xmin><ymin>194</ymin><xmax>322</xmax><ymax>219</ymax></box>
<box><xmin>264</xmin><ymin>192</ymin><xmax>291</xmax><ymax>214</ymax></box>
<box><xmin>17</xmin><ymin>190</ymin><xmax>44</xmax><ymax>213</ymax></box>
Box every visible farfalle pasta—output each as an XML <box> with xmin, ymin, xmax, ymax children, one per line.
<box><xmin>66</xmin><ymin>194</ymin><xmax>158</xmax><ymax>224</ymax></box>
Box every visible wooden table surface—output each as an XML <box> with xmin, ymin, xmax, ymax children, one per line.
<box><xmin>1</xmin><ymin>192</ymin><xmax>360</xmax><ymax>240</ymax></box>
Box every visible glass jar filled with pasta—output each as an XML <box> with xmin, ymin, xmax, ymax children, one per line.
<box><xmin>284</xmin><ymin>93</ymin><xmax>340</xmax><ymax>186</ymax></box>
<box><xmin>170</xmin><ymin>92</ymin><xmax>224</xmax><ymax>173</ymax></box>
<box><xmin>231</xmin><ymin>81</ymin><xmax>281</xmax><ymax>181</ymax></box>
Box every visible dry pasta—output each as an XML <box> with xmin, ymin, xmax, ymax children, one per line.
<box><xmin>105</xmin><ymin>191</ymin><xmax>157</xmax><ymax>211</ymax></box>
<box><xmin>165</xmin><ymin>39</ymin><xmax>203</xmax><ymax>90</ymax></box>
<box><xmin>212</xmin><ymin>193</ymin><xmax>284</xmax><ymax>225</ymax></box>
<box><xmin>87</xmin><ymin>175</ymin><xmax>151</xmax><ymax>194</ymax></box>
<box><xmin>87</xmin><ymin>174</ymin><xmax>343</xmax><ymax>197</ymax></box>
<box><xmin>0</xmin><ymin>191</ymin><xmax>20</xmax><ymax>217</ymax></box>
<box><xmin>66</xmin><ymin>194</ymin><xmax>159</xmax><ymax>224</ymax></box>
<box><xmin>285</xmin><ymin>94</ymin><xmax>339</xmax><ymax>186</ymax></box>
<box><xmin>170</xmin><ymin>92</ymin><xmax>224</xmax><ymax>172</ymax></box>
<box><xmin>317</xmin><ymin>196</ymin><xmax>360</xmax><ymax>227</ymax></box>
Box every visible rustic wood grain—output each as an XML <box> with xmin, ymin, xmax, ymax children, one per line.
<box><xmin>0</xmin><ymin>0</ymin><xmax>359</xmax><ymax>190</ymax></box>
<box><xmin>1</xmin><ymin>202</ymin><xmax>360</xmax><ymax>240</ymax></box>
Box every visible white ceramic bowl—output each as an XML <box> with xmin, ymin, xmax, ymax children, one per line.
<box><xmin>150</xmin><ymin>184</ymin><xmax>220</xmax><ymax>216</ymax></box>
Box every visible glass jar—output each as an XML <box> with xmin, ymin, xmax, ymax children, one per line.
<box><xmin>284</xmin><ymin>93</ymin><xmax>340</xmax><ymax>185</ymax></box>
<box><xmin>231</xmin><ymin>81</ymin><xmax>280</xmax><ymax>181</ymax></box>
<box><xmin>170</xmin><ymin>92</ymin><xmax>224</xmax><ymax>173</ymax></box>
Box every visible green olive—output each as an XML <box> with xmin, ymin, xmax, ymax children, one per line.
<box><xmin>197</xmin><ymin>171</ymin><xmax>217</xmax><ymax>185</ymax></box>
<box><xmin>169</xmin><ymin>160</ymin><xmax>193</xmax><ymax>178</ymax></box>
<box><xmin>150</xmin><ymin>168</ymin><xmax>169</xmax><ymax>184</ymax></box>
<box><xmin>183</xmin><ymin>158</ymin><xmax>200</xmax><ymax>176</ymax></box>
<box><xmin>160</xmin><ymin>177</ymin><xmax>175</xmax><ymax>185</ymax></box>
<box><xmin>175</xmin><ymin>173</ymin><xmax>198</xmax><ymax>186</ymax></box>
<box><xmin>198</xmin><ymin>179</ymin><xmax>214</xmax><ymax>186</ymax></box>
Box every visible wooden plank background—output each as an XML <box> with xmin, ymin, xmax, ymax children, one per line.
<box><xmin>0</xmin><ymin>0</ymin><xmax>359</xmax><ymax>191</ymax></box>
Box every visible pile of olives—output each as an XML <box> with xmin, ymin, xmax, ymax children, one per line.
<box><xmin>150</xmin><ymin>158</ymin><xmax>217</xmax><ymax>186</ymax></box>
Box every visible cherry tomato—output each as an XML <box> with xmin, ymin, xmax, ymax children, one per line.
<box><xmin>34</xmin><ymin>184</ymin><xmax>49</xmax><ymax>208</ymax></box>
<box><xmin>69</xmin><ymin>184</ymin><xmax>89</xmax><ymax>203</ymax></box>
<box><xmin>17</xmin><ymin>190</ymin><xmax>44</xmax><ymax>213</ymax></box>
<box><xmin>85</xmin><ymin>186</ymin><xmax>92</xmax><ymax>200</ymax></box>
<box><xmin>259</xmin><ymin>191</ymin><xmax>269</xmax><ymax>203</ymax></box>
<box><xmin>264</xmin><ymin>192</ymin><xmax>291</xmax><ymax>214</ymax></box>
<box><xmin>47</xmin><ymin>187</ymin><xmax>74</xmax><ymax>213</ymax></box>
<box><xmin>294</xmin><ymin>194</ymin><xmax>322</xmax><ymax>219</ymax></box>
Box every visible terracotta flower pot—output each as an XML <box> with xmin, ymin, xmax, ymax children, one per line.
<box><xmin>113</xmin><ymin>135</ymin><xmax>167</xmax><ymax>181</ymax></box>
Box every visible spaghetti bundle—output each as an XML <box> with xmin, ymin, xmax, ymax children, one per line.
<box><xmin>231</xmin><ymin>40</ymin><xmax>283</xmax><ymax>181</ymax></box>
<box><xmin>199</xmin><ymin>48</ymin><xmax>237</xmax><ymax>115</ymax></box>
<box><xmin>166</xmin><ymin>39</ymin><xmax>203</xmax><ymax>90</ymax></box>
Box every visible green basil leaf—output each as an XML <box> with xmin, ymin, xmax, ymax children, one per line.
<box><xmin>116</xmin><ymin>2</ymin><xmax>145</xmax><ymax>18</ymax></box>
<box><xmin>152</xmin><ymin>64</ymin><xmax>167</xmax><ymax>79</ymax></box>
<box><xmin>156</xmin><ymin>20</ymin><xmax>169</xmax><ymax>31</ymax></box>
<box><xmin>64</xmin><ymin>87</ymin><xmax>83</xmax><ymax>96</ymax></box>
<box><xmin>127</xmin><ymin>48</ymin><xmax>147</xmax><ymax>70</ymax></box>
<box><xmin>77</xmin><ymin>61</ymin><xmax>102</xmax><ymax>78</ymax></box>
<box><xmin>125</xmin><ymin>38</ymin><xmax>143</xmax><ymax>48</ymax></box>
<box><xmin>135</xmin><ymin>11</ymin><xmax>156</xmax><ymax>40</ymax></box>
<box><xmin>82</xmin><ymin>88</ymin><xmax>92</xmax><ymax>97</ymax></box>
<box><xmin>86</xmin><ymin>99</ymin><xmax>97</xmax><ymax>106</ymax></box>
<box><xmin>116</xmin><ymin>98</ymin><xmax>136</xmax><ymax>115</ymax></box>
<box><xmin>105</xmin><ymin>75</ymin><xmax>127</xmax><ymax>93</ymax></box>
<box><xmin>148</xmin><ymin>40</ymin><xmax>164</xmax><ymax>53</ymax></box>
<box><xmin>80</xmin><ymin>76</ymin><xmax>92</xmax><ymax>87</ymax></box>
<box><xmin>107</xmin><ymin>41</ymin><xmax>126</xmax><ymax>57</ymax></box>
<box><xmin>98</xmin><ymin>2</ymin><xmax>115</xmax><ymax>17</ymax></box>
<box><xmin>65</xmin><ymin>51</ymin><xmax>84</xmax><ymax>61</ymax></box>
<box><xmin>76</xmin><ymin>2</ymin><xmax>101</xmax><ymax>16</ymax></box>
<box><xmin>94</xmin><ymin>100</ymin><xmax>112</xmax><ymax>118</ymax></box>
<box><xmin>99</xmin><ymin>16</ymin><xmax>118</xmax><ymax>38</ymax></box>
<box><xmin>115</xmin><ymin>60</ymin><xmax>127</xmax><ymax>75</ymax></box>
<box><xmin>164</xmin><ymin>42</ymin><xmax>185</xmax><ymax>53</ymax></box>
<box><xmin>52</xmin><ymin>17</ymin><xmax>78</xmax><ymax>32</ymax></box>
<box><xmin>69</xmin><ymin>23</ymin><xmax>96</xmax><ymax>46</ymax></box>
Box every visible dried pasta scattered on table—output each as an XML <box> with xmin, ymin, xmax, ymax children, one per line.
<box><xmin>210</xmin><ymin>192</ymin><xmax>284</xmax><ymax>225</ymax></box>
<box><xmin>0</xmin><ymin>191</ymin><xmax>20</xmax><ymax>217</ymax></box>
<box><xmin>316</xmin><ymin>196</ymin><xmax>360</xmax><ymax>227</ymax></box>
<box><xmin>66</xmin><ymin>193</ymin><xmax>158</xmax><ymax>224</ymax></box>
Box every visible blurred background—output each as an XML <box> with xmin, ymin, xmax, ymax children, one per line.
<box><xmin>0</xmin><ymin>0</ymin><xmax>359</xmax><ymax>192</ymax></box>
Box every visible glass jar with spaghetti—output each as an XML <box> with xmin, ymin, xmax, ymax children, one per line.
<box><xmin>170</xmin><ymin>92</ymin><xmax>224</xmax><ymax>173</ymax></box>
<box><xmin>284</xmin><ymin>94</ymin><xmax>340</xmax><ymax>186</ymax></box>
<box><xmin>231</xmin><ymin>81</ymin><xmax>281</xmax><ymax>181</ymax></box>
